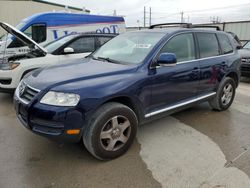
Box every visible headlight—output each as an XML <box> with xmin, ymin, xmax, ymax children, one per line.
<box><xmin>40</xmin><ymin>91</ymin><xmax>80</xmax><ymax>107</ymax></box>
<box><xmin>0</xmin><ymin>62</ymin><xmax>20</xmax><ymax>70</ymax></box>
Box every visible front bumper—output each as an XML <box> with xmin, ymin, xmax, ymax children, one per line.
<box><xmin>0</xmin><ymin>69</ymin><xmax>20</xmax><ymax>90</ymax></box>
<box><xmin>14</xmin><ymin>91</ymin><xmax>85</xmax><ymax>143</ymax></box>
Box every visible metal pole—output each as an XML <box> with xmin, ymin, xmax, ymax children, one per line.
<box><xmin>149</xmin><ymin>7</ymin><xmax>152</xmax><ymax>26</ymax></box>
<box><xmin>144</xmin><ymin>6</ymin><xmax>146</xmax><ymax>27</ymax></box>
<box><xmin>181</xmin><ymin>11</ymin><xmax>184</xmax><ymax>23</ymax></box>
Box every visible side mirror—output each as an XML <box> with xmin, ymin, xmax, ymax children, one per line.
<box><xmin>157</xmin><ymin>53</ymin><xmax>177</xmax><ymax>66</ymax></box>
<box><xmin>63</xmin><ymin>47</ymin><xmax>74</xmax><ymax>54</ymax></box>
<box><xmin>236</xmin><ymin>45</ymin><xmax>242</xmax><ymax>50</ymax></box>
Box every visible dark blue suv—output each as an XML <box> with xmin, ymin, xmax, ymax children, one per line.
<box><xmin>14</xmin><ymin>27</ymin><xmax>241</xmax><ymax>160</ymax></box>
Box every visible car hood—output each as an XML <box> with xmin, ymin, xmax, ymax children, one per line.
<box><xmin>238</xmin><ymin>48</ymin><xmax>250</xmax><ymax>58</ymax></box>
<box><xmin>0</xmin><ymin>22</ymin><xmax>47</xmax><ymax>55</ymax></box>
<box><xmin>25</xmin><ymin>58</ymin><xmax>138</xmax><ymax>91</ymax></box>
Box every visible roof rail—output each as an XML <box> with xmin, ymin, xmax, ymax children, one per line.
<box><xmin>149</xmin><ymin>23</ymin><xmax>192</xmax><ymax>29</ymax></box>
<box><xmin>191</xmin><ymin>25</ymin><xmax>221</xmax><ymax>31</ymax></box>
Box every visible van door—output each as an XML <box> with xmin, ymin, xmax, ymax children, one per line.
<box><xmin>149</xmin><ymin>33</ymin><xmax>200</xmax><ymax>113</ymax></box>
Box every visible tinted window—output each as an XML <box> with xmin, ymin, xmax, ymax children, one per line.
<box><xmin>160</xmin><ymin>33</ymin><xmax>195</xmax><ymax>62</ymax></box>
<box><xmin>217</xmin><ymin>34</ymin><xmax>233</xmax><ymax>54</ymax></box>
<box><xmin>96</xmin><ymin>37</ymin><xmax>113</xmax><ymax>48</ymax></box>
<box><xmin>197</xmin><ymin>33</ymin><xmax>220</xmax><ymax>58</ymax></box>
<box><xmin>68</xmin><ymin>37</ymin><xmax>95</xmax><ymax>53</ymax></box>
<box><xmin>31</xmin><ymin>24</ymin><xmax>46</xmax><ymax>43</ymax></box>
<box><xmin>23</xmin><ymin>24</ymin><xmax>46</xmax><ymax>43</ymax></box>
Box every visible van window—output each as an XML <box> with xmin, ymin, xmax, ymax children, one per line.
<box><xmin>7</xmin><ymin>23</ymin><xmax>46</xmax><ymax>48</ymax></box>
<box><xmin>217</xmin><ymin>34</ymin><xmax>233</xmax><ymax>54</ymax></box>
<box><xmin>67</xmin><ymin>37</ymin><xmax>95</xmax><ymax>53</ymax></box>
<box><xmin>160</xmin><ymin>33</ymin><xmax>195</xmax><ymax>62</ymax></box>
<box><xmin>26</xmin><ymin>24</ymin><xmax>46</xmax><ymax>43</ymax></box>
<box><xmin>197</xmin><ymin>33</ymin><xmax>220</xmax><ymax>58</ymax></box>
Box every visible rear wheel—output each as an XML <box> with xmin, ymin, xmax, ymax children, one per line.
<box><xmin>83</xmin><ymin>102</ymin><xmax>138</xmax><ymax>160</ymax></box>
<box><xmin>209</xmin><ymin>77</ymin><xmax>236</xmax><ymax>111</ymax></box>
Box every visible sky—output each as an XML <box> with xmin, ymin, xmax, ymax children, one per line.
<box><xmin>42</xmin><ymin>0</ymin><xmax>250</xmax><ymax>26</ymax></box>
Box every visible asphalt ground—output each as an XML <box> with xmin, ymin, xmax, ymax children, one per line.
<box><xmin>0</xmin><ymin>78</ymin><xmax>250</xmax><ymax>188</ymax></box>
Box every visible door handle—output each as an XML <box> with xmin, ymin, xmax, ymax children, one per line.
<box><xmin>192</xmin><ymin>67</ymin><xmax>200</xmax><ymax>72</ymax></box>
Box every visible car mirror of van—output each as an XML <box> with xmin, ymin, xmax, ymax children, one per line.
<box><xmin>157</xmin><ymin>53</ymin><xmax>177</xmax><ymax>67</ymax></box>
<box><xmin>63</xmin><ymin>47</ymin><xmax>75</xmax><ymax>54</ymax></box>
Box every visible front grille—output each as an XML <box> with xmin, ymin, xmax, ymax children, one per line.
<box><xmin>241</xmin><ymin>66</ymin><xmax>250</xmax><ymax>72</ymax></box>
<box><xmin>19</xmin><ymin>82</ymin><xmax>40</xmax><ymax>104</ymax></box>
<box><xmin>0</xmin><ymin>79</ymin><xmax>12</xmax><ymax>85</ymax></box>
<box><xmin>242</xmin><ymin>58</ymin><xmax>250</xmax><ymax>64</ymax></box>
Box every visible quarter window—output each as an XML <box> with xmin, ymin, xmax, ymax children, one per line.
<box><xmin>217</xmin><ymin>34</ymin><xmax>233</xmax><ymax>54</ymax></box>
<box><xmin>197</xmin><ymin>33</ymin><xmax>220</xmax><ymax>58</ymax></box>
<box><xmin>67</xmin><ymin>37</ymin><xmax>95</xmax><ymax>53</ymax></box>
<box><xmin>160</xmin><ymin>33</ymin><xmax>196</xmax><ymax>62</ymax></box>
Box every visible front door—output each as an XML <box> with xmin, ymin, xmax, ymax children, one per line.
<box><xmin>148</xmin><ymin>32</ymin><xmax>200</xmax><ymax>114</ymax></box>
<box><xmin>59</xmin><ymin>37</ymin><xmax>95</xmax><ymax>64</ymax></box>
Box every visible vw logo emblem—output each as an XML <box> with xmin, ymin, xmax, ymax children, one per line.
<box><xmin>19</xmin><ymin>82</ymin><xmax>26</xmax><ymax>97</ymax></box>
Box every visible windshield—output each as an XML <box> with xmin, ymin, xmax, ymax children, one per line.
<box><xmin>43</xmin><ymin>35</ymin><xmax>76</xmax><ymax>53</ymax></box>
<box><xmin>244</xmin><ymin>41</ymin><xmax>250</xmax><ymax>49</ymax></box>
<box><xmin>93</xmin><ymin>32</ymin><xmax>165</xmax><ymax>64</ymax></box>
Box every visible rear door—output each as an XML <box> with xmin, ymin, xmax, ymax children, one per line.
<box><xmin>196</xmin><ymin>32</ymin><xmax>233</xmax><ymax>94</ymax></box>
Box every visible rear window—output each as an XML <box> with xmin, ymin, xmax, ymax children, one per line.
<box><xmin>217</xmin><ymin>34</ymin><xmax>233</xmax><ymax>54</ymax></box>
<box><xmin>197</xmin><ymin>33</ymin><xmax>220</xmax><ymax>58</ymax></box>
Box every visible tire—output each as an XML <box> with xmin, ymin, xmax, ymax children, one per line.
<box><xmin>209</xmin><ymin>77</ymin><xmax>236</xmax><ymax>111</ymax></box>
<box><xmin>83</xmin><ymin>102</ymin><xmax>138</xmax><ymax>160</ymax></box>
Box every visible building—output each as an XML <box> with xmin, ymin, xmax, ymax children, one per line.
<box><xmin>0</xmin><ymin>0</ymin><xmax>90</xmax><ymax>35</ymax></box>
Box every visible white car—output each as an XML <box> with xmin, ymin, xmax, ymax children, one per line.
<box><xmin>0</xmin><ymin>22</ymin><xmax>116</xmax><ymax>93</ymax></box>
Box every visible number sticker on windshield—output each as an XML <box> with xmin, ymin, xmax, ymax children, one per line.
<box><xmin>134</xmin><ymin>44</ymin><xmax>152</xmax><ymax>49</ymax></box>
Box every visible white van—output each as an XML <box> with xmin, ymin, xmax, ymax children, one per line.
<box><xmin>0</xmin><ymin>12</ymin><xmax>126</xmax><ymax>57</ymax></box>
<box><xmin>0</xmin><ymin>22</ymin><xmax>116</xmax><ymax>93</ymax></box>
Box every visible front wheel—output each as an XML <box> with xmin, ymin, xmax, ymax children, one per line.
<box><xmin>209</xmin><ymin>77</ymin><xmax>236</xmax><ymax>111</ymax></box>
<box><xmin>83</xmin><ymin>102</ymin><xmax>138</xmax><ymax>160</ymax></box>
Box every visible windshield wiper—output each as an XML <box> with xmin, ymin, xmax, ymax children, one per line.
<box><xmin>94</xmin><ymin>56</ymin><xmax>121</xmax><ymax>64</ymax></box>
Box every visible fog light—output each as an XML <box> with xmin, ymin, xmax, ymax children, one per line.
<box><xmin>66</xmin><ymin>129</ymin><xmax>80</xmax><ymax>135</ymax></box>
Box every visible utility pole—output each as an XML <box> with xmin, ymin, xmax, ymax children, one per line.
<box><xmin>180</xmin><ymin>11</ymin><xmax>184</xmax><ymax>23</ymax></box>
<box><xmin>149</xmin><ymin>7</ymin><xmax>152</xmax><ymax>26</ymax></box>
<box><xmin>144</xmin><ymin>6</ymin><xmax>146</xmax><ymax>27</ymax></box>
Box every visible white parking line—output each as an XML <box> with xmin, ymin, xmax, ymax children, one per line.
<box><xmin>137</xmin><ymin>116</ymin><xmax>250</xmax><ymax>188</ymax></box>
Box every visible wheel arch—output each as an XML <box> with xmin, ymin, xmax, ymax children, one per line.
<box><xmin>102</xmin><ymin>96</ymin><xmax>143</xmax><ymax>123</ymax></box>
<box><xmin>21</xmin><ymin>68</ymin><xmax>39</xmax><ymax>80</ymax></box>
<box><xmin>225</xmin><ymin>71</ymin><xmax>239</xmax><ymax>87</ymax></box>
